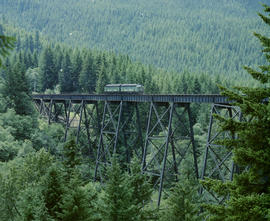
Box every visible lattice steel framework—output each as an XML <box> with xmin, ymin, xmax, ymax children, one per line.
<box><xmin>200</xmin><ymin>103</ymin><xmax>242</xmax><ymax>203</ymax></box>
<box><xmin>33</xmin><ymin>94</ymin><xmax>239</xmax><ymax>207</ymax></box>
<box><xmin>34</xmin><ymin>99</ymin><xmax>100</xmax><ymax>158</ymax></box>
<box><xmin>142</xmin><ymin>102</ymin><xmax>198</xmax><ymax>206</ymax></box>
<box><xmin>94</xmin><ymin>101</ymin><xmax>144</xmax><ymax>182</ymax></box>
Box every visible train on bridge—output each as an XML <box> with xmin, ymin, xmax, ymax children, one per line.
<box><xmin>104</xmin><ymin>84</ymin><xmax>144</xmax><ymax>94</ymax></box>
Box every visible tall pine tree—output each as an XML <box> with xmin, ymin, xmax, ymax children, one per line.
<box><xmin>2</xmin><ymin>62</ymin><xmax>35</xmax><ymax>116</ymax></box>
<box><xmin>95</xmin><ymin>63</ymin><xmax>108</xmax><ymax>94</ymax></box>
<box><xmin>79</xmin><ymin>53</ymin><xmax>96</xmax><ymax>93</ymax></box>
<box><xmin>100</xmin><ymin>156</ymin><xmax>133</xmax><ymax>221</ymax></box>
<box><xmin>203</xmin><ymin>4</ymin><xmax>270</xmax><ymax>220</ymax></box>
<box><xmin>59</xmin><ymin>52</ymin><xmax>74</xmax><ymax>93</ymax></box>
<box><xmin>39</xmin><ymin>47</ymin><xmax>58</xmax><ymax>91</ymax></box>
<box><xmin>71</xmin><ymin>50</ymin><xmax>82</xmax><ymax>92</ymax></box>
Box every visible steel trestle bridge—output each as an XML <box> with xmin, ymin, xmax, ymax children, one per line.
<box><xmin>33</xmin><ymin>93</ymin><xmax>241</xmax><ymax>206</ymax></box>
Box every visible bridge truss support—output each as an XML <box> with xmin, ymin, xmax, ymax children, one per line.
<box><xmin>200</xmin><ymin>103</ymin><xmax>242</xmax><ymax>203</ymax></box>
<box><xmin>94</xmin><ymin>101</ymin><xmax>144</xmax><ymax>182</ymax></box>
<box><xmin>34</xmin><ymin>99</ymin><xmax>100</xmax><ymax>158</ymax></box>
<box><xmin>33</xmin><ymin>94</ymin><xmax>240</xmax><ymax>207</ymax></box>
<box><xmin>142</xmin><ymin>102</ymin><xmax>198</xmax><ymax>207</ymax></box>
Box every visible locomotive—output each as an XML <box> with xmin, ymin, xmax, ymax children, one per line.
<box><xmin>104</xmin><ymin>84</ymin><xmax>144</xmax><ymax>94</ymax></box>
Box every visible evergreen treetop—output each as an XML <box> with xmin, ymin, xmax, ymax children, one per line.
<box><xmin>0</xmin><ymin>35</ymin><xmax>15</xmax><ymax>67</ymax></box>
<box><xmin>203</xmin><ymin>4</ymin><xmax>270</xmax><ymax>220</ymax></box>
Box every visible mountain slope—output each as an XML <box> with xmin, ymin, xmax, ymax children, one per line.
<box><xmin>0</xmin><ymin>0</ymin><xmax>266</xmax><ymax>78</ymax></box>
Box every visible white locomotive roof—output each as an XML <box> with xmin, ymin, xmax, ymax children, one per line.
<box><xmin>105</xmin><ymin>84</ymin><xmax>142</xmax><ymax>87</ymax></box>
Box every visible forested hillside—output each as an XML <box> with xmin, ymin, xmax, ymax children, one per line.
<box><xmin>0</xmin><ymin>23</ymin><xmax>229</xmax><ymax>95</ymax></box>
<box><xmin>0</xmin><ymin>0</ymin><xmax>266</xmax><ymax>78</ymax></box>
<box><xmin>1</xmin><ymin>1</ymin><xmax>270</xmax><ymax>220</ymax></box>
<box><xmin>0</xmin><ymin>23</ymin><xmax>224</xmax><ymax>220</ymax></box>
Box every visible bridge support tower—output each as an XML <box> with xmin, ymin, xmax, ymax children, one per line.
<box><xmin>200</xmin><ymin>103</ymin><xmax>242</xmax><ymax>203</ymax></box>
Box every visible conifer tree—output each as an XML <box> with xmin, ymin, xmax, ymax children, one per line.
<box><xmin>40</xmin><ymin>141</ymin><xmax>94</xmax><ymax>221</ymax></box>
<box><xmin>79</xmin><ymin>53</ymin><xmax>96</xmax><ymax>93</ymax></box>
<box><xmin>0</xmin><ymin>34</ymin><xmax>15</xmax><ymax>67</ymax></box>
<box><xmin>32</xmin><ymin>51</ymin><xmax>39</xmax><ymax>67</ymax></box>
<box><xmin>95</xmin><ymin>64</ymin><xmax>108</xmax><ymax>94</ymax></box>
<box><xmin>62</xmin><ymin>139</ymin><xmax>82</xmax><ymax>173</ymax></box>
<box><xmin>54</xmin><ymin>45</ymin><xmax>63</xmax><ymax>73</ymax></box>
<box><xmin>100</xmin><ymin>156</ymin><xmax>133</xmax><ymax>221</ymax></box>
<box><xmin>57</xmin><ymin>173</ymin><xmax>92</xmax><ymax>221</ymax></box>
<box><xmin>28</xmin><ymin>35</ymin><xmax>34</xmax><ymax>53</ymax></box>
<box><xmin>39</xmin><ymin>47</ymin><xmax>57</xmax><ymax>91</ymax></box>
<box><xmin>159</xmin><ymin>179</ymin><xmax>201</xmax><ymax>221</ymax></box>
<box><xmin>59</xmin><ymin>52</ymin><xmax>73</xmax><ymax>93</ymax></box>
<box><xmin>1</xmin><ymin>62</ymin><xmax>35</xmax><ymax>116</ymax></box>
<box><xmin>42</xmin><ymin>166</ymin><xmax>65</xmax><ymax>219</ymax></box>
<box><xmin>110</xmin><ymin>55</ymin><xmax>121</xmax><ymax>83</ymax></box>
<box><xmin>34</xmin><ymin>30</ymin><xmax>41</xmax><ymax>52</ymax></box>
<box><xmin>159</xmin><ymin>157</ymin><xmax>201</xmax><ymax>221</ymax></box>
<box><xmin>71</xmin><ymin>51</ymin><xmax>82</xmax><ymax>92</ymax></box>
<box><xmin>203</xmin><ymin>4</ymin><xmax>270</xmax><ymax>220</ymax></box>
<box><xmin>126</xmin><ymin>157</ymin><xmax>155</xmax><ymax>220</ymax></box>
<box><xmin>193</xmin><ymin>78</ymin><xmax>201</xmax><ymax>94</ymax></box>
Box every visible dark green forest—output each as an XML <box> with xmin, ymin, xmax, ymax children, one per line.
<box><xmin>0</xmin><ymin>0</ymin><xmax>267</xmax><ymax>79</ymax></box>
<box><xmin>0</xmin><ymin>1</ymin><xmax>270</xmax><ymax>220</ymax></box>
<box><xmin>0</xmin><ymin>22</ymin><xmax>224</xmax><ymax>221</ymax></box>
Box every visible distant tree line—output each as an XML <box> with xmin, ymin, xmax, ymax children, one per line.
<box><xmin>0</xmin><ymin>23</ymin><xmax>231</xmax><ymax>96</ymax></box>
